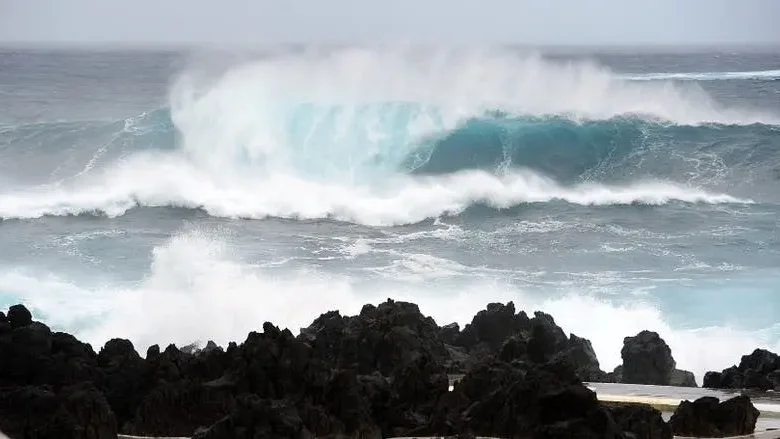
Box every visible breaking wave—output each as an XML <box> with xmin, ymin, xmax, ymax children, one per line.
<box><xmin>3</xmin><ymin>229</ymin><xmax>780</xmax><ymax>384</ymax></box>
<box><xmin>0</xmin><ymin>48</ymin><xmax>776</xmax><ymax>225</ymax></box>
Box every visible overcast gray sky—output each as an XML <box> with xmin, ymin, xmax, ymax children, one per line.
<box><xmin>1</xmin><ymin>0</ymin><xmax>779</xmax><ymax>46</ymax></box>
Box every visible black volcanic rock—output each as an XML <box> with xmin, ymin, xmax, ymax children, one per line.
<box><xmin>0</xmin><ymin>383</ymin><xmax>117</xmax><ymax>439</ymax></box>
<box><xmin>449</xmin><ymin>302</ymin><xmax>608</xmax><ymax>381</ymax></box>
<box><xmin>620</xmin><ymin>331</ymin><xmax>675</xmax><ymax>385</ymax></box>
<box><xmin>458</xmin><ymin>302</ymin><xmax>528</xmax><ymax>348</ymax></box>
<box><xmin>7</xmin><ymin>304</ymin><xmax>32</xmax><ymax>329</ymax></box>
<box><xmin>619</xmin><ymin>330</ymin><xmax>696</xmax><ymax>387</ymax></box>
<box><xmin>383</xmin><ymin>354</ymin><xmax>450</xmax><ymax>436</ymax></box>
<box><xmin>439</xmin><ymin>322</ymin><xmax>460</xmax><ymax>345</ymax></box>
<box><xmin>3</xmin><ymin>301</ymin><xmax>735</xmax><ymax>439</ymax></box>
<box><xmin>669</xmin><ymin>395</ymin><xmax>759</xmax><ymax>437</ymax></box>
<box><xmin>192</xmin><ymin>395</ymin><xmax>315</xmax><ymax>439</ymax></box>
<box><xmin>298</xmin><ymin>299</ymin><xmax>450</xmax><ymax>375</ymax></box>
<box><xmin>97</xmin><ymin>338</ymin><xmax>149</xmax><ymax>427</ymax></box>
<box><xmin>0</xmin><ymin>311</ymin><xmax>8</xmax><ymax>335</ymax></box>
<box><xmin>455</xmin><ymin>359</ymin><xmax>624</xmax><ymax>438</ymax></box>
<box><xmin>704</xmin><ymin>348</ymin><xmax>780</xmax><ymax>390</ymax></box>
<box><xmin>670</xmin><ymin>369</ymin><xmax>697</xmax><ymax>388</ymax></box>
<box><xmin>608</xmin><ymin>403</ymin><xmax>672</xmax><ymax>439</ymax></box>
<box><xmin>125</xmin><ymin>380</ymin><xmax>236</xmax><ymax>436</ymax></box>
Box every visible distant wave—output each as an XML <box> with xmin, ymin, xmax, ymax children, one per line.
<box><xmin>0</xmin><ymin>47</ymin><xmax>775</xmax><ymax>225</ymax></box>
<box><xmin>622</xmin><ymin>69</ymin><xmax>780</xmax><ymax>81</ymax></box>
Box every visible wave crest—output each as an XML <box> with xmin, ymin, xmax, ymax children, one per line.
<box><xmin>0</xmin><ymin>47</ymin><xmax>775</xmax><ymax>224</ymax></box>
<box><xmin>0</xmin><ymin>164</ymin><xmax>752</xmax><ymax>225</ymax></box>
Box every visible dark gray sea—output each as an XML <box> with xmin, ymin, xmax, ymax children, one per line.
<box><xmin>1</xmin><ymin>46</ymin><xmax>779</xmax><ymax>383</ymax></box>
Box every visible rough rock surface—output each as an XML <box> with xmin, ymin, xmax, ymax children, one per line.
<box><xmin>0</xmin><ymin>383</ymin><xmax>117</xmax><ymax>439</ymax></box>
<box><xmin>704</xmin><ymin>348</ymin><xmax>780</xmax><ymax>390</ymax></box>
<box><xmin>669</xmin><ymin>395</ymin><xmax>759</xmax><ymax>437</ymax></box>
<box><xmin>607</xmin><ymin>403</ymin><xmax>672</xmax><ymax>439</ymax></box>
<box><xmin>619</xmin><ymin>330</ymin><xmax>697</xmax><ymax>387</ymax></box>
<box><xmin>444</xmin><ymin>302</ymin><xmax>608</xmax><ymax>380</ymax></box>
<box><xmin>0</xmin><ymin>301</ymin><xmax>737</xmax><ymax>439</ymax></box>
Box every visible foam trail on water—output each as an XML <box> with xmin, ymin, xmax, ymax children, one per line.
<box><xmin>0</xmin><ymin>163</ymin><xmax>751</xmax><ymax>225</ymax></box>
<box><xmin>1</xmin><ymin>230</ymin><xmax>779</xmax><ymax>385</ymax></box>
<box><xmin>623</xmin><ymin>69</ymin><xmax>780</xmax><ymax>81</ymax></box>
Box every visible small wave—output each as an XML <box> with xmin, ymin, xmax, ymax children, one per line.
<box><xmin>623</xmin><ymin>69</ymin><xmax>780</xmax><ymax>81</ymax></box>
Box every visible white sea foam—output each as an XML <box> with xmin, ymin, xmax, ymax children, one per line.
<box><xmin>623</xmin><ymin>69</ymin><xmax>780</xmax><ymax>82</ymax></box>
<box><xmin>0</xmin><ymin>47</ymin><xmax>772</xmax><ymax>224</ymax></box>
<box><xmin>0</xmin><ymin>162</ymin><xmax>752</xmax><ymax>225</ymax></box>
<box><xmin>1</xmin><ymin>230</ymin><xmax>778</xmax><ymax>385</ymax></box>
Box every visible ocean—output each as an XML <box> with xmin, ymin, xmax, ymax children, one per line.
<box><xmin>0</xmin><ymin>46</ymin><xmax>778</xmax><ymax>385</ymax></box>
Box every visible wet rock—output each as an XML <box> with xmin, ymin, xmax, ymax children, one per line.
<box><xmin>620</xmin><ymin>331</ymin><xmax>676</xmax><ymax>386</ymax></box>
<box><xmin>704</xmin><ymin>348</ymin><xmax>780</xmax><ymax>390</ymax></box>
<box><xmin>670</xmin><ymin>369</ymin><xmax>698</xmax><ymax>387</ymax></box>
<box><xmin>564</xmin><ymin>333</ymin><xmax>607</xmax><ymax>382</ymax></box>
<box><xmin>669</xmin><ymin>395</ymin><xmax>759</xmax><ymax>437</ymax></box>
<box><xmin>608</xmin><ymin>403</ymin><xmax>672</xmax><ymax>439</ymax></box>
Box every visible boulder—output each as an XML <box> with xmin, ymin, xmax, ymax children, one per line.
<box><xmin>0</xmin><ymin>320</ymin><xmax>54</xmax><ymax>386</ymax></box>
<box><xmin>703</xmin><ymin>348</ymin><xmax>780</xmax><ymax>390</ymax></box>
<box><xmin>670</xmin><ymin>369</ymin><xmax>697</xmax><ymax>388</ymax></box>
<box><xmin>669</xmin><ymin>395</ymin><xmax>759</xmax><ymax>437</ymax></box>
<box><xmin>607</xmin><ymin>403</ymin><xmax>672</xmax><ymax>439</ymax></box>
<box><xmin>564</xmin><ymin>334</ymin><xmax>608</xmax><ymax>382</ymax></box>
<box><xmin>620</xmin><ymin>331</ymin><xmax>676</xmax><ymax>386</ymax></box>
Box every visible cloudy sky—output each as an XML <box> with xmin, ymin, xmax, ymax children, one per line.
<box><xmin>1</xmin><ymin>0</ymin><xmax>778</xmax><ymax>46</ymax></box>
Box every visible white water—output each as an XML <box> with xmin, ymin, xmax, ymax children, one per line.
<box><xmin>623</xmin><ymin>69</ymin><xmax>780</xmax><ymax>81</ymax></box>
<box><xmin>2</xmin><ymin>229</ymin><xmax>780</xmax><ymax>386</ymax></box>
<box><xmin>0</xmin><ymin>164</ymin><xmax>751</xmax><ymax>225</ymax></box>
<box><xmin>0</xmin><ymin>47</ymin><xmax>775</xmax><ymax>224</ymax></box>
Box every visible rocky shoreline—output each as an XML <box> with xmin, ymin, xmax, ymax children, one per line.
<box><xmin>0</xmin><ymin>300</ymin><xmax>766</xmax><ymax>438</ymax></box>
